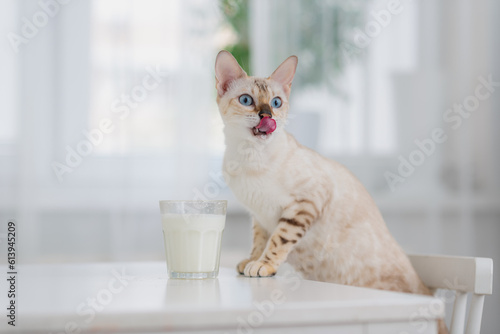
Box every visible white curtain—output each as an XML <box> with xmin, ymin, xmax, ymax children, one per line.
<box><xmin>0</xmin><ymin>0</ymin><xmax>498</xmax><ymax>268</ymax></box>
<box><xmin>0</xmin><ymin>0</ymin><xmax>228</xmax><ymax>263</ymax></box>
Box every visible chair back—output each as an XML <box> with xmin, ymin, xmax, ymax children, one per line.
<box><xmin>408</xmin><ymin>254</ymin><xmax>493</xmax><ymax>334</ymax></box>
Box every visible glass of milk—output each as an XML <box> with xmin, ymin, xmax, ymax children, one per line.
<box><xmin>159</xmin><ymin>200</ymin><xmax>227</xmax><ymax>279</ymax></box>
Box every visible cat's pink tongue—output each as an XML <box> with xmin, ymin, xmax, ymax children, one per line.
<box><xmin>255</xmin><ymin>117</ymin><xmax>277</xmax><ymax>135</ymax></box>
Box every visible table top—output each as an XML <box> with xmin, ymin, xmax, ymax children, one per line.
<box><xmin>1</xmin><ymin>261</ymin><xmax>443</xmax><ymax>333</ymax></box>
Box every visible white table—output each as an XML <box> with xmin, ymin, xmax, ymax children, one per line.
<box><xmin>1</xmin><ymin>262</ymin><xmax>443</xmax><ymax>333</ymax></box>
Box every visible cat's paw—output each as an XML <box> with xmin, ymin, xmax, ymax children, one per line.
<box><xmin>243</xmin><ymin>260</ymin><xmax>277</xmax><ymax>277</ymax></box>
<box><xmin>237</xmin><ymin>259</ymin><xmax>252</xmax><ymax>275</ymax></box>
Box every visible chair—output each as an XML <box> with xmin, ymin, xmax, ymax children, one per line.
<box><xmin>408</xmin><ymin>254</ymin><xmax>493</xmax><ymax>334</ymax></box>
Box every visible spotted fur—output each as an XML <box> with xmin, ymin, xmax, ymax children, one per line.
<box><xmin>215</xmin><ymin>50</ymin><xmax>446</xmax><ymax>334</ymax></box>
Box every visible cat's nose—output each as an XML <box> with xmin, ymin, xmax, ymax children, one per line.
<box><xmin>258</xmin><ymin>106</ymin><xmax>272</xmax><ymax>119</ymax></box>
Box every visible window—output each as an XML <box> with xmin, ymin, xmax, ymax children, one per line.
<box><xmin>48</xmin><ymin>0</ymin><xmax>230</xmax><ymax>193</ymax></box>
<box><xmin>89</xmin><ymin>0</ymin><xmax>225</xmax><ymax>156</ymax></box>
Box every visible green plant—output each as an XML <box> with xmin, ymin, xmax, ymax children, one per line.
<box><xmin>219</xmin><ymin>0</ymin><xmax>250</xmax><ymax>73</ymax></box>
<box><xmin>219</xmin><ymin>0</ymin><xmax>368</xmax><ymax>92</ymax></box>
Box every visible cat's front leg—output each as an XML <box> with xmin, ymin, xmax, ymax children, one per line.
<box><xmin>237</xmin><ymin>219</ymin><xmax>269</xmax><ymax>274</ymax></box>
<box><xmin>244</xmin><ymin>199</ymin><xmax>318</xmax><ymax>277</ymax></box>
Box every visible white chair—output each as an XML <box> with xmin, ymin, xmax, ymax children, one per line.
<box><xmin>408</xmin><ymin>254</ymin><xmax>493</xmax><ymax>334</ymax></box>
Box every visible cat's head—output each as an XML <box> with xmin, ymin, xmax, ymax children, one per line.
<box><xmin>215</xmin><ymin>50</ymin><xmax>297</xmax><ymax>141</ymax></box>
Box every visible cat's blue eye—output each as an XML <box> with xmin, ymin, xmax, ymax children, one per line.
<box><xmin>271</xmin><ymin>97</ymin><xmax>282</xmax><ymax>108</ymax></box>
<box><xmin>239</xmin><ymin>94</ymin><xmax>253</xmax><ymax>106</ymax></box>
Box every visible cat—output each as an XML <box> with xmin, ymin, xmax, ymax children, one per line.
<box><xmin>214</xmin><ymin>50</ymin><xmax>447</xmax><ymax>333</ymax></box>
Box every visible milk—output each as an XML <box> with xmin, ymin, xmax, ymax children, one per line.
<box><xmin>161</xmin><ymin>213</ymin><xmax>225</xmax><ymax>274</ymax></box>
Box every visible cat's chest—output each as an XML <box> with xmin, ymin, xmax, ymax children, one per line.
<box><xmin>226</xmin><ymin>170</ymin><xmax>288</xmax><ymax>229</ymax></box>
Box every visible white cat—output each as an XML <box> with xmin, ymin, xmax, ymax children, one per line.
<box><xmin>214</xmin><ymin>49</ymin><xmax>446</xmax><ymax>334</ymax></box>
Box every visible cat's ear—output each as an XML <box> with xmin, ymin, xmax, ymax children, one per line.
<box><xmin>269</xmin><ymin>56</ymin><xmax>298</xmax><ymax>96</ymax></box>
<box><xmin>215</xmin><ymin>50</ymin><xmax>247</xmax><ymax>97</ymax></box>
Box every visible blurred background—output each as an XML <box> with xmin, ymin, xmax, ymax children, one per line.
<box><xmin>0</xmin><ymin>0</ymin><xmax>498</xmax><ymax>332</ymax></box>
